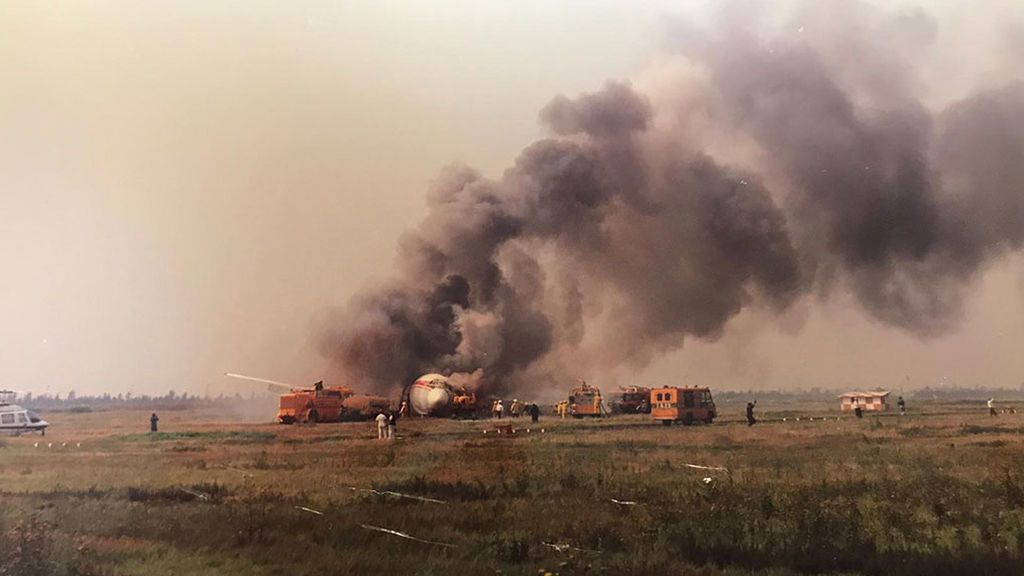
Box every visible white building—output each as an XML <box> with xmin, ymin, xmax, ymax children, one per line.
<box><xmin>839</xmin><ymin>391</ymin><xmax>891</xmax><ymax>412</ymax></box>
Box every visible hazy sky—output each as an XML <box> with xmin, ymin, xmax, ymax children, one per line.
<box><xmin>2</xmin><ymin>1</ymin><xmax>1022</xmax><ymax>397</ymax></box>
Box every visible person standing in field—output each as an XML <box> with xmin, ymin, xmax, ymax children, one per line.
<box><xmin>897</xmin><ymin>396</ymin><xmax>906</xmax><ymax>415</ymax></box>
<box><xmin>496</xmin><ymin>400</ymin><xmax>505</xmax><ymax>419</ymax></box>
<box><xmin>149</xmin><ymin>412</ymin><xmax>159</xmax><ymax>433</ymax></box>
<box><xmin>746</xmin><ymin>401</ymin><xmax>757</xmax><ymax>427</ymax></box>
<box><xmin>988</xmin><ymin>398</ymin><xmax>997</xmax><ymax>417</ymax></box>
<box><xmin>528</xmin><ymin>402</ymin><xmax>540</xmax><ymax>423</ymax></box>
<box><xmin>388</xmin><ymin>410</ymin><xmax>398</xmax><ymax>439</ymax></box>
<box><xmin>375</xmin><ymin>411</ymin><xmax>388</xmax><ymax>439</ymax></box>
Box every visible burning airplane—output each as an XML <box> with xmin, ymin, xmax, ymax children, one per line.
<box><xmin>403</xmin><ymin>373</ymin><xmax>479</xmax><ymax>419</ymax></box>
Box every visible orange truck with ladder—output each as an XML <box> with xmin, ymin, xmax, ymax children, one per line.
<box><xmin>223</xmin><ymin>373</ymin><xmax>390</xmax><ymax>424</ymax></box>
<box><xmin>276</xmin><ymin>385</ymin><xmax>391</xmax><ymax>424</ymax></box>
<box><xmin>569</xmin><ymin>381</ymin><xmax>606</xmax><ymax>418</ymax></box>
<box><xmin>650</xmin><ymin>386</ymin><xmax>716</xmax><ymax>426</ymax></box>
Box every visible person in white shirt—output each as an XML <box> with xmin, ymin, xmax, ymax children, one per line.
<box><xmin>375</xmin><ymin>412</ymin><xmax>389</xmax><ymax>439</ymax></box>
<box><xmin>988</xmin><ymin>398</ymin><xmax>997</xmax><ymax>417</ymax></box>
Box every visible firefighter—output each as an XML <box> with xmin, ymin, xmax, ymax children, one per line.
<box><xmin>375</xmin><ymin>411</ymin><xmax>388</xmax><ymax>439</ymax></box>
<box><xmin>528</xmin><ymin>402</ymin><xmax>540</xmax><ymax>423</ymax></box>
<box><xmin>149</xmin><ymin>412</ymin><xmax>159</xmax><ymax>433</ymax></box>
<box><xmin>988</xmin><ymin>398</ymin><xmax>997</xmax><ymax>417</ymax></box>
<box><xmin>496</xmin><ymin>400</ymin><xmax>505</xmax><ymax>419</ymax></box>
<box><xmin>854</xmin><ymin>399</ymin><xmax>863</xmax><ymax>419</ymax></box>
<box><xmin>313</xmin><ymin>380</ymin><xmax>324</xmax><ymax>393</ymax></box>
<box><xmin>897</xmin><ymin>396</ymin><xmax>906</xmax><ymax>415</ymax></box>
<box><xmin>398</xmin><ymin>401</ymin><xmax>408</xmax><ymax>417</ymax></box>
<box><xmin>510</xmin><ymin>399</ymin><xmax>521</xmax><ymax>418</ymax></box>
<box><xmin>745</xmin><ymin>401</ymin><xmax>757</xmax><ymax>427</ymax></box>
<box><xmin>636</xmin><ymin>399</ymin><xmax>649</xmax><ymax>414</ymax></box>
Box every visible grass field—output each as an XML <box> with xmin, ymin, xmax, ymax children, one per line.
<box><xmin>3</xmin><ymin>400</ymin><xmax>1024</xmax><ymax>575</ymax></box>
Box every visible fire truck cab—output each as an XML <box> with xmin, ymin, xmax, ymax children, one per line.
<box><xmin>651</xmin><ymin>386</ymin><xmax>716</xmax><ymax>426</ymax></box>
<box><xmin>277</xmin><ymin>387</ymin><xmax>349</xmax><ymax>424</ymax></box>
<box><xmin>569</xmin><ymin>382</ymin><xmax>605</xmax><ymax>418</ymax></box>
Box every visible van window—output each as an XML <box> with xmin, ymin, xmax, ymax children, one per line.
<box><xmin>1</xmin><ymin>413</ymin><xmax>13</xmax><ymax>425</ymax></box>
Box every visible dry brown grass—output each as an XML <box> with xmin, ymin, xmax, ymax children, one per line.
<box><xmin>2</xmin><ymin>402</ymin><xmax>1024</xmax><ymax>575</ymax></box>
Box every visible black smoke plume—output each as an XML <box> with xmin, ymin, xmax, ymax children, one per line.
<box><xmin>320</xmin><ymin>2</ymin><xmax>1024</xmax><ymax>395</ymax></box>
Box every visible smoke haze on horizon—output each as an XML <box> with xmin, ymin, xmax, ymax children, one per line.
<box><xmin>2</xmin><ymin>1</ymin><xmax>1023</xmax><ymax>398</ymax></box>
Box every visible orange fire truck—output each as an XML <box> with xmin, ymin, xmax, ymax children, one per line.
<box><xmin>224</xmin><ymin>373</ymin><xmax>391</xmax><ymax>424</ymax></box>
<box><xmin>276</xmin><ymin>385</ymin><xmax>390</xmax><ymax>424</ymax></box>
<box><xmin>569</xmin><ymin>381</ymin><xmax>606</xmax><ymax>418</ymax></box>
<box><xmin>612</xmin><ymin>386</ymin><xmax>652</xmax><ymax>414</ymax></box>
<box><xmin>650</xmin><ymin>386</ymin><xmax>716</xmax><ymax>426</ymax></box>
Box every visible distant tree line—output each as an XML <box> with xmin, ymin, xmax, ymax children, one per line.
<box><xmin>713</xmin><ymin>385</ymin><xmax>1024</xmax><ymax>402</ymax></box>
<box><xmin>910</xmin><ymin>385</ymin><xmax>1024</xmax><ymax>401</ymax></box>
<box><xmin>14</xmin><ymin>389</ymin><xmax>275</xmax><ymax>411</ymax></box>
<box><xmin>13</xmin><ymin>383</ymin><xmax>1023</xmax><ymax>411</ymax></box>
<box><xmin>714</xmin><ymin>389</ymin><xmax>842</xmax><ymax>402</ymax></box>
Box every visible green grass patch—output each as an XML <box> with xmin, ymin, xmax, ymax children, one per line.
<box><xmin>960</xmin><ymin>424</ymin><xmax>1024</xmax><ymax>435</ymax></box>
<box><xmin>126</xmin><ymin>482</ymin><xmax>232</xmax><ymax>504</ymax></box>
<box><xmin>118</xmin><ymin>431</ymin><xmax>276</xmax><ymax>444</ymax></box>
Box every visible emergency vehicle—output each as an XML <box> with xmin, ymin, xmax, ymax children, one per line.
<box><xmin>650</xmin><ymin>386</ymin><xmax>716</xmax><ymax>425</ymax></box>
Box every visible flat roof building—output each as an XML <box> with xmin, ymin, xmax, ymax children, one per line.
<box><xmin>839</xmin><ymin>391</ymin><xmax>890</xmax><ymax>412</ymax></box>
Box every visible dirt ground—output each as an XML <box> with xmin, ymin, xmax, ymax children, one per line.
<box><xmin>2</xmin><ymin>400</ymin><xmax>1024</xmax><ymax>575</ymax></box>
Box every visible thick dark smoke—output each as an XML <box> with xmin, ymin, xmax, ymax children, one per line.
<box><xmin>320</xmin><ymin>2</ymin><xmax>1024</xmax><ymax>395</ymax></box>
<box><xmin>687</xmin><ymin>26</ymin><xmax>1024</xmax><ymax>334</ymax></box>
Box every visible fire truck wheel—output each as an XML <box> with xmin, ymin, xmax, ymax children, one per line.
<box><xmin>662</xmin><ymin>419</ymin><xmax>672</xmax><ymax>427</ymax></box>
<box><xmin>306</xmin><ymin>411</ymin><xmax>318</xmax><ymax>424</ymax></box>
<box><xmin>704</xmin><ymin>414</ymin><xmax>714</xmax><ymax>424</ymax></box>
